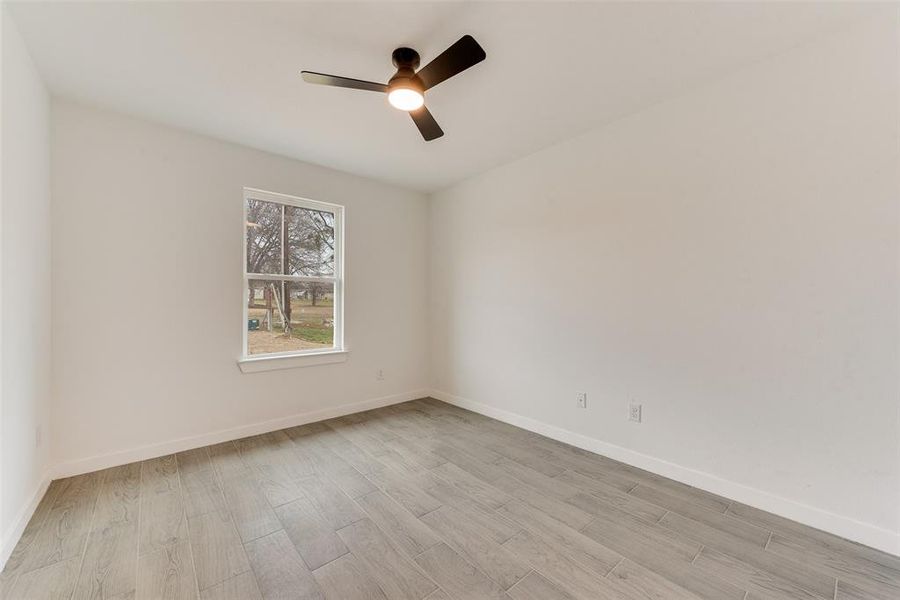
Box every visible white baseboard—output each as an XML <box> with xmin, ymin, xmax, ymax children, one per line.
<box><xmin>1</xmin><ymin>472</ymin><xmax>52</xmax><ymax>571</ymax></box>
<box><xmin>51</xmin><ymin>389</ymin><xmax>429</xmax><ymax>480</ymax></box>
<box><xmin>430</xmin><ymin>389</ymin><xmax>900</xmax><ymax>557</ymax></box>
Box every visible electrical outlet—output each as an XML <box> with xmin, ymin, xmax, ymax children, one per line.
<box><xmin>628</xmin><ymin>403</ymin><xmax>642</xmax><ymax>423</ymax></box>
<box><xmin>576</xmin><ymin>392</ymin><xmax>587</xmax><ymax>409</ymax></box>
<box><xmin>376</xmin><ymin>369</ymin><xmax>384</xmax><ymax>381</ymax></box>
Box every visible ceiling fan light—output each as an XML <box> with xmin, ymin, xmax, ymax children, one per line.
<box><xmin>388</xmin><ymin>88</ymin><xmax>424</xmax><ymax>111</ymax></box>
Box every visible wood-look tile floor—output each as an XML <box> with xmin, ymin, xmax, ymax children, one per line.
<box><xmin>2</xmin><ymin>398</ymin><xmax>898</xmax><ymax>600</ymax></box>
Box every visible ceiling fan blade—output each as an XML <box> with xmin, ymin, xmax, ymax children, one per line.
<box><xmin>410</xmin><ymin>106</ymin><xmax>444</xmax><ymax>141</ymax></box>
<box><xmin>301</xmin><ymin>71</ymin><xmax>387</xmax><ymax>93</ymax></box>
<box><xmin>416</xmin><ymin>35</ymin><xmax>486</xmax><ymax>91</ymax></box>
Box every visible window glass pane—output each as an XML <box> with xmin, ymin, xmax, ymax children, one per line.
<box><xmin>246</xmin><ymin>198</ymin><xmax>282</xmax><ymax>274</ymax></box>
<box><xmin>247</xmin><ymin>279</ymin><xmax>335</xmax><ymax>355</ymax></box>
<box><xmin>286</xmin><ymin>206</ymin><xmax>335</xmax><ymax>276</ymax></box>
<box><xmin>246</xmin><ymin>199</ymin><xmax>335</xmax><ymax>277</ymax></box>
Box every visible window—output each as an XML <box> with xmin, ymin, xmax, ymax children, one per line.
<box><xmin>241</xmin><ymin>188</ymin><xmax>343</xmax><ymax>367</ymax></box>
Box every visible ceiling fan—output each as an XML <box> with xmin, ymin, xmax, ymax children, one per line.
<box><xmin>301</xmin><ymin>35</ymin><xmax>486</xmax><ymax>141</ymax></box>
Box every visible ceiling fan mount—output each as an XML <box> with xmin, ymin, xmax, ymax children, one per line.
<box><xmin>301</xmin><ymin>35</ymin><xmax>486</xmax><ymax>141</ymax></box>
<box><xmin>391</xmin><ymin>47</ymin><xmax>421</xmax><ymax>71</ymax></box>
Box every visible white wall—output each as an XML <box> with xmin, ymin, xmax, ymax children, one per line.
<box><xmin>0</xmin><ymin>8</ymin><xmax>52</xmax><ymax>564</ymax></box>
<box><xmin>51</xmin><ymin>100</ymin><xmax>429</xmax><ymax>474</ymax></box>
<box><xmin>429</xmin><ymin>15</ymin><xmax>900</xmax><ymax>553</ymax></box>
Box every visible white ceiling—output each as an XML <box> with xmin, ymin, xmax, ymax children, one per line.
<box><xmin>7</xmin><ymin>1</ymin><xmax>883</xmax><ymax>192</ymax></box>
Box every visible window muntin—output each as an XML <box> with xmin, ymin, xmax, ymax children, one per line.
<box><xmin>243</xmin><ymin>188</ymin><xmax>343</xmax><ymax>358</ymax></box>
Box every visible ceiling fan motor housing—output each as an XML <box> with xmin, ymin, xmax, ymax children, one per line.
<box><xmin>389</xmin><ymin>47</ymin><xmax>424</xmax><ymax>93</ymax></box>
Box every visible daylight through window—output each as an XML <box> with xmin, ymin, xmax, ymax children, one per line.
<box><xmin>243</xmin><ymin>188</ymin><xmax>343</xmax><ymax>357</ymax></box>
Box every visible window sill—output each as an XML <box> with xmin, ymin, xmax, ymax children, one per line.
<box><xmin>237</xmin><ymin>350</ymin><xmax>348</xmax><ymax>373</ymax></box>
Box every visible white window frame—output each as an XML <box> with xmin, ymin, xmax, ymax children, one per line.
<box><xmin>238</xmin><ymin>187</ymin><xmax>346</xmax><ymax>373</ymax></box>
